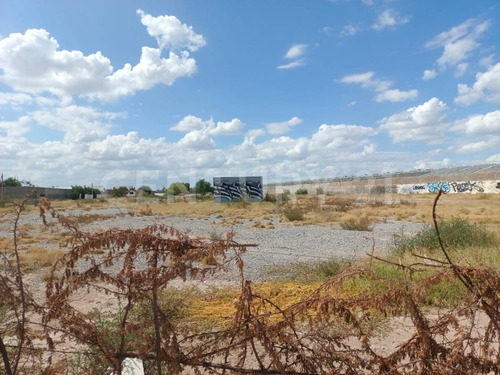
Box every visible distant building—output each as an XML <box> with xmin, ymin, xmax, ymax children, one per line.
<box><xmin>213</xmin><ymin>176</ymin><xmax>263</xmax><ymax>203</ymax></box>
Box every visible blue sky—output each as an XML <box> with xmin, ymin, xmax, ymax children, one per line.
<box><xmin>0</xmin><ymin>0</ymin><xmax>499</xmax><ymax>189</ymax></box>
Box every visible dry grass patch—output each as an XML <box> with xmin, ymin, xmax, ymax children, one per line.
<box><xmin>339</xmin><ymin>215</ymin><xmax>374</xmax><ymax>231</ymax></box>
<box><xmin>19</xmin><ymin>247</ymin><xmax>65</xmax><ymax>272</ymax></box>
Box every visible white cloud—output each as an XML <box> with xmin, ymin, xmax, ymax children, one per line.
<box><xmin>170</xmin><ymin>115</ymin><xmax>209</xmax><ymax>132</ymax></box>
<box><xmin>177</xmin><ymin>130</ymin><xmax>215</xmax><ymax>149</ymax></box>
<box><xmin>171</xmin><ymin>115</ymin><xmax>245</xmax><ymax>136</ymax></box>
<box><xmin>0</xmin><ymin>11</ymin><xmax>204</xmax><ymax>102</ymax></box>
<box><xmin>341</xmin><ymin>71</ymin><xmax>417</xmax><ymax>102</ymax></box>
<box><xmin>372</xmin><ymin>10</ymin><xmax>409</xmax><ymax>31</ymax></box>
<box><xmin>340</xmin><ymin>25</ymin><xmax>359</xmax><ymax>37</ymax></box>
<box><xmin>425</xmin><ymin>18</ymin><xmax>490</xmax><ymax>69</ymax></box>
<box><xmin>455</xmin><ymin>62</ymin><xmax>500</xmax><ymax>105</ymax></box>
<box><xmin>311</xmin><ymin>124</ymin><xmax>376</xmax><ymax>148</ymax></box>
<box><xmin>452</xmin><ymin>110</ymin><xmax>500</xmax><ymax>135</ymax></box>
<box><xmin>375</xmin><ymin>89</ymin><xmax>418</xmax><ymax>102</ymax></box>
<box><xmin>341</xmin><ymin>72</ymin><xmax>391</xmax><ymax>92</ymax></box>
<box><xmin>284</xmin><ymin>44</ymin><xmax>308</xmax><ymax>59</ymax></box>
<box><xmin>266</xmin><ymin>117</ymin><xmax>302</xmax><ymax>135</ymax></box>
<box><xmin>480</xmin><ymin>54</ymin><xmax>495</xmax><ymax>67</ymax></box>
<box><xmin>487</xmin><ymin>153</ymin><xmax>500</xmax><ymax>163</ymax></box>
<box><xmin>422</xmin><ymin>69</ymin><xmax>437</xmax><ymax>80</ymax></box>
<box><xmin>0</xmin><ymin>116</ymin><xmax>31</xmax><ymax>137</ymax></box>
<box><xmin>277</xmin><ymin>44</ymin><xmax>308</xmax><ymax>69</ymax></box>
<box><xmin>30</xmin><ymin>105</ymin><xmax>123</xmax><ymax>142</ymax></box>
<box><xmin>210</xmin><ymin>118</ymin><xmax>245</xmax><ymax>136</ymax></box>
<box><xmin>137</xmin><ymin>9</ymin><xmax>206</xmax><ymax>52</ymax></box>
<box><xmin>276</xmin><ymin>59</ymin><xmax>306</xmax><ymax>70</ymax></box>
<box><xmin>455</xmin><ymin>63</ymin><xmax>468</xmax><ymax>77</ymax></box>
<box><xmin>379</xmin><ymin>97</ymin><xmax>448</xmax><ymax>143</ymax></box>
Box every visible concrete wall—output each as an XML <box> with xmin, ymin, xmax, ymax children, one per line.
<box><xmin>397</xmin><ymin>180</ymin><xmax>500</xmax><ymax>194</ymax></box>
<box><xmin>0</xmin><ymin>186</ymin><xmax>71</xmax><ymax>200</ymax></box>
<box><xmin>264</xmin><ymin>170</ymin><xmax>500</xmax><ymax>196</ymax></box>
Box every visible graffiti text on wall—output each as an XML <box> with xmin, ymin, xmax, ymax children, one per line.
<box><xmin>427</xmin><ymin>181</ymin><xmax>485</xmax><ymax>193</ymax></box>
<box><xmin>450</xmin><ymin>181</ymin><xmax>484</xmax><ymax>193</ymax></box>
<box><xmin>427</xmin><ymin>182</ymin><xmax>451</xmax><ymax>193</ymax></box>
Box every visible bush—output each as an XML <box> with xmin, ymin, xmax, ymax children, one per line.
<box><xmin>393</xmin><ymin>218</ymin><xmax>498</xmax><ymax>254</ymax></box>
<box><xmin>137</xmin><ymin>185</ymin><xmax>152</xmax><ymax>195</ymax></box>
<box><xmin>166</xmin><ymin>182</ymin><xmax>190</xmax><ymax>196</ymax></box>
<box><xmin>316</xmin><ymin>186</ymin><xmax>324</xmax><ymax>195</ymax></box>
<box><xmin>108</xmin><ymin>186</ymin><xmax>129</xmax><ymax>197</ymax></box>
<box><xmin>295</xmin><ymin>188</ymin><xmax>308</xmax><ymax>195</ymax></box>
<box><xmin>339</xmin><ymin>216</ymin><xmax>373</xmax><ymax>231</ymax></box>
<box><xmin>283</xmin><ymin>206</ymin><xmax>305</xmax><ymax>221</ymax></box>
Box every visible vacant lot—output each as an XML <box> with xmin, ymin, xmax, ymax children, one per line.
<box><xmin>1</xmin><ymin>192</ymin><xmax>500</xmax><ymax>374</ymax></box>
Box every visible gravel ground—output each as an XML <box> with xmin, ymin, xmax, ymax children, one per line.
<box><xmin>1</xmin><ymin>207</ymin><xmax>424</xmax><ymax>282</ymax></box>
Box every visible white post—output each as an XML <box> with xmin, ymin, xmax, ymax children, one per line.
<box><xmin>121</xmin><ymin>358</ymin><xmax>144</xmax><ymax>375</ymax></box>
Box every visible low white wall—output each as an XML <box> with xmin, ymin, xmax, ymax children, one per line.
<box><xmin>397</xmin><ymin>180</ymin><xmax>500</xmax><ymax>194</ymax></box>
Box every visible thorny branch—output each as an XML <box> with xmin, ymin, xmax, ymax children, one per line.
<box><xmin>2</xmin><ymin>194</ymin><xmax>500</xmax><ymax>374</ymax></box>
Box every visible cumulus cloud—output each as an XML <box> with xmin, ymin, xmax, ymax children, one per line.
<box><xmin>170</xmin><ymin>115</ymin><xmax>245</xmax><ymax>150</ymax></box>
<box><xmin>455</xmin><ymin>62</ymin><xmax>500</xmax><ymax>105</ymax></box>
<box><xmin>341</xmin><ymin>72</ymin><xmax>417</xmax><ymax>102</ymax></box>
<box><xmin>451</xmin><ymin>110</ymin><xmax>500</xmax><ymax>135</ymax></box>
<box><xmin>177</xmin><ymin>130</ymin><xmax>216</xmax><ymax>149</ymax></box>
<box><xmin>422</xmin><ymin>69</ymin><xmax>437</xmax><ymax>80</ymax></box>
<box><xmin>171</xmin><ymin>115</ymin><xmax>245</xmax><ymax>136</ymax></box>
<box><xmin>0</xmin><ymin>10</ymin><xmax>205</xmax><ymax>102</ymax></box>
<box><xmin>210</xmin><ymin>118</ymin><xmax>245</xmax><ymax>136</ymax></box>
<box><xmin>372</xmin><ymin>10</ymin><xmax>409</xmax><ymax>31</ymax></box>
<box><xmin>0</xmin><ymin>116</ymin><xmax>31</xmax><ymax>138</ymax></box>
<box><xmin>379</xmin><ymin>97</ymin><xmax>448</xmax><ymax>143</ymax></box>
<box><xmin>266</xmin><ymin>117</ymin><xmax>302</xmax><ymax>135</ymax></box>
<box><xmin>137</xmin><ymin>9</ymin><xmax>206</xmax><ymax>52</ymax></box>
<box><xmin>30</xmin><ymin>105</ymin><xmax>124</xmax><ymax>142</ymax></box>
<box><xmin>425</xmin><ymin>18</ymin><xmax>490</xmax><ymax>70</ymax></box>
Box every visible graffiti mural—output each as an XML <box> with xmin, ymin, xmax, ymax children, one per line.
<box><xmin>398</xmin><ymin>180</ymin><xmax>500</xmax><ymax>194</ymax></box>
<box><xmin>427</xmin><ymin>182</ymin><xmax>451</xmax><ymax>193</ymax></box>
<box><xmin>213</xmin><ymin>176</ymin><xmax>263</xmax><ymax>203</ymax></box>
<box><xmin>450</xmin><ymin>181</ymin><xmax>484</xmax><ymax>193</ymax></box>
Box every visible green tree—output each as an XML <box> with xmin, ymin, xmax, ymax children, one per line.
<box><xmin>109</xmin><ymin>186</ymin><xmax>129</xmax><ymax>197</ymax></box>
<box><xmin>1</xmin><ymin>177</ymin><xmax>22</xmax><ymax>187</ymax></box>
<box><xmin>69</xmin><ymin>186</ymin><xmax>101</xmax><ymax>200</ymax></box>
<box><xmin>195</xmin><ymin>179</ymin><xmax>214</xmax><ymax>195</ymax></box>
<box><xmin>166</xmin><ymin>182</ymin><xmax>190</xmax><ymax>196</ymax></box>
<box><xmin>138</xmin><ymin>185</ymin><xmax>152</xmax><ymax>195</ymax></box>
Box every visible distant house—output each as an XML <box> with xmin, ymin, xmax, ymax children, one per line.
<box><xmin>127</xmin><ymin>190</ymin><xmax>137</xmax><ymax>197</ymax></box>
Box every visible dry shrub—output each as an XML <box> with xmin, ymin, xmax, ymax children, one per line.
<box><xmin>282</xmin><ymin>206</ymin><xmax>305</xmax><ymax>221</ymax></box>
<box><xmin>339</xmin><ymin>215</ymin><xmax>374</xmax><ymax>231</ymax></box>
<box><xmin>5</xmin><ymin>193</ymin><xmax>500</xmax><ymax>375</ymax></box>
<box><xmin>324</xmin><ymin>196</ymin><xmax>356</xmax><ymax>212</ymax></box>
<box><xmin>19</xmin><ymin>247</ymin><xmax>65</xmax><ymax>271</ymax></box>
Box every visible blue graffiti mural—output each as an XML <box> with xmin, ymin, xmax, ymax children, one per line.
<box><xmin>427</xmin><ymin>182</ymin><xmax>451</xmax><ymax>193</ymax></box>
